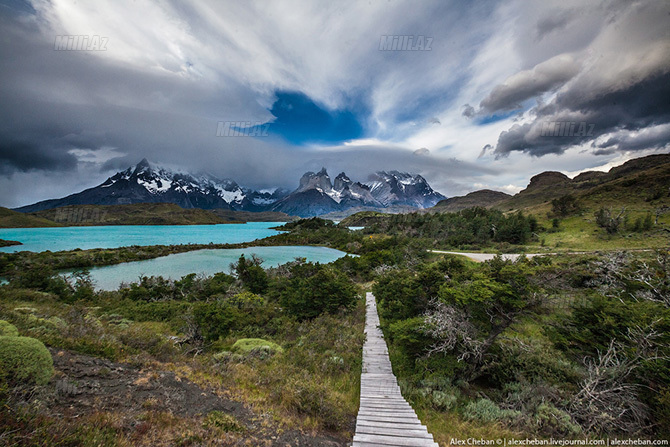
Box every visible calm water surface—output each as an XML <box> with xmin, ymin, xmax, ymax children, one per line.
<box><xmin>84</xmin><ymin>246</ymin><xmax>349</xmax><ymax>290</ymax></box>
<box><xmin>0</xmin><ymin>222</ymin><xmax>283</xmax><ymax>253</ymax></box>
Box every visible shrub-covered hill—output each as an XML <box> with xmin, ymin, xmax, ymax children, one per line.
<box><xmin>30</xmin><ymin>203</ymin><xmax>234</xmax><ymax>226</ymax></box>
<box><xmin>493</xmin><ymin>153</ymin><xmax>670</xmax><ymax>214</ymax></box>
<box><xmin>0</xmin><ymin>207</ymin><xmax>62</xmax><ymax>228</ymax></box>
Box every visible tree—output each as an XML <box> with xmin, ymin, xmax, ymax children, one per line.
<box><xmin>278</xmin><ymin>263</ymin><xmax>358</xmax><ymax>320</ymax></box>
<box><xmin>594</xmin><ymin>207</ymin><xmax>626</xmax><ymax>234</ymax></box>
<box><xmin>231</xmin><ymin>254</ymin><xmax>268</xmax><ymax>294</ymax></box>
<box><xmin>423</xmin><ymin>257</ymin><xmax>545</xmax><ymax>380</ymax></box>
<box><xmin>551</xmin><ymin>195</ymin><xmax>581</xmax><ymax>217</ymax></box>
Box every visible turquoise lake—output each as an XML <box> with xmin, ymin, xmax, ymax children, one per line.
<box><xmin>84</xmin><ymin>246</ymin><xmax>350</xmax><ymax>290</ymax></box>
<box><xmin>0</xmin><ymin>222</ymin><xmax>283</xmax><ymax>253</ymax></box>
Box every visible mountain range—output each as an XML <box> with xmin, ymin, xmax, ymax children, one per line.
<box><xmin>15</xmin><ymin>159</ymin><xmax>446</xmax><ymax>217</ymax></box>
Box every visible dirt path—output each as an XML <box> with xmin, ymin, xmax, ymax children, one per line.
<box><xmin>429</xmin><ymin>248</ymin><xmax>656</xmax><ymax>262</ymax></box>
<box><xmin>428</xmin><ymin>250</ymin><xmax>549</xmax><ymax>262</ymax></box>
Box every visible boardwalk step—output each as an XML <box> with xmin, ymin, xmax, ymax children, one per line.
<box><xmin>353</xmin><ymin>433</ymin><xmax>438</xmax><ymax>446</ymax></box>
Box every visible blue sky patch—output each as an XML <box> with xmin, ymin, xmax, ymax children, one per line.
<box><xmin>263</xmin><ymin>91</ymin><xmax>364</xmax><ymax>145</ymax></box>
<box><xmin>476</xmin><ymin>109</ymin><xmax>519</xmax><ymax>125</ymax></box>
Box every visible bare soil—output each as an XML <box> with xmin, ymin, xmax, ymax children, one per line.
<box><xmin>35</xmin><ymin>348</ymin><xmax>348</xmax><ymax>446</ymax></box>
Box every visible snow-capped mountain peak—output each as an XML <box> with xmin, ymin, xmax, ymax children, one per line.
<box><xmin>365</xmin><ymin>171</ymin><xmax>445</xmax><ymax>208</ymax></box>
<box><xmin>16</xmin><ymin>160</ymin><xmax>445</xmax><ymax>217</ymax></box>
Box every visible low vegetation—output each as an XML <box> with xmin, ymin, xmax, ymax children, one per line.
<box><xmin>0</xmin><ymin>243</ymin><xmax>365</xmax><ymax>444</ymax></box>
<box><xmin>0</xmin><ymin>336</ymin><xmax>54</xmax><ymax>385</ymax></box>
<box><xmin>32</xmin><ymin>203</ymin><xmax>234</xmax><ymax>226</ymax></box>
<box><xmin>373</xmin><ymin>252</ymin><xmax>670</xmax><ymax>442</ymax></box>
<box><xmin>1</xmin><ymin>205</ymin><xmax>668</xmax><ymax>444</ymax></box>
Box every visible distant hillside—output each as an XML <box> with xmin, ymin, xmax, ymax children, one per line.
<box><xmin>31</xmin><ymin>203</ymin><xmax>232</xmax><ymax>226</ymax></box>
<box><xmin>494</xmin><ymin>153</ymin><xmax>670</xmax><ymax>212</ymax></box>
<box><xmin>0</xmin><ymin>207</ymin><xmax>63</xmax><ymax>228</ymax></box>
<box><xmin>344</xmin><ymin>153</ymin><xmax>670</xmax><ymax>245</ymax></box>
<box><xmin>209</xmin><ymin>209</ymin><xmax>295</xmax><ymax>222</ymax></box>
<box><xmin>338</xmin><ymin>211</ymin><xmax>394</xmax><ymax>227</ymax></box>
<box><xmin>429</xmin><ymin>190</ymin><xmax>511</xmax><ymax>213</ymax></box>
<box><xmin>321</xmin><ymin>205</ymin><xmax>419</xmax><ymax>221</ymax></box>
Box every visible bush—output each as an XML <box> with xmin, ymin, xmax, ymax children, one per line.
<box><xmin>232</xmin><ymin>254</ymin><xmax>268</xmax><ymax>294</ymax></box>
<box><xmin>275</xmin><ymin>372</ymin><xmax>349</xmax><ymax>430</ymax></box>
<box><xmin>278</xmin><ymin>263</ymin><xmax>358</xmax><ymax>321</ymax></box>
<box><xmin>231</xmin><ymin>338</ymin><xmax>283</xmax><ymax>356</ymax></box>
<box><xmin>462</xmin><ymin>398</ymin><xmax>521</xmax><ymax>424</ymax></box>
<box><xmin>191</xmin><ymin>301</ymin><xmax>236</xmax><ymax>342</ymax></box>
<box><xmin>534</xmin><ymin>403</ymin><xmax>582</xmax><ymax>437</ymax></box>
<box><xmin>373</xmin><ymin>270</ymin><xmax>428</xmax><ymax>323</ymax></box>
<box><xmin>117</xmin><ymin>322</ymin><xmax>177</xmax><ymax>361</ymax></box>
<box><xmin>594</xmin><ymin>207</ymin><xmax>625</xmax><ymax>234</ymax></box>
<box><xmin>0</xmin><ymin>336</ymin><xmax>54</xmax><ymax>385</ymax></box>
<box><xmin>0</xmin><ymin>320</ymin><xmax>18</xmax><ymax>337</ymax></box>
<box><xmin>551</xmin><ymin>195</ymin><xmax>580</xmax><ymax>217</ymax></box>
<box><xmin>203</xmin><ymin>411</ymin><xmax>244</xmax><ymax>433</ymax></box>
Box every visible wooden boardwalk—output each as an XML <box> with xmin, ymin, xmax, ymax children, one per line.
<box><xmin>353</xmin><ymin>292</ymin><xmax>439</xmax><ymax>447</ymax></box>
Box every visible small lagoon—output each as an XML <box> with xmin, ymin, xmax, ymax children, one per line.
<box><xmin>83</xmin><ymin>246</ymin><xmax>350</xmax><ymax>290</ymax></box>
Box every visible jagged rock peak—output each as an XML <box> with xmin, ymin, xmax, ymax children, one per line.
<box><xmin>135</xmin><ymin>158</ymin><xmax>151</xmax><ymax>171</ymax></box>
<box><xmin>333</xmin><ymin>172</ymin><xmax>352</xmax><ymax>191</ymax></box>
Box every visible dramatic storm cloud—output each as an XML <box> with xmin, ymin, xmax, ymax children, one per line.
<box><xmin>0</xmin><ymin>0</ymin><xmax>668</xmax><ymax>207</ymax></box>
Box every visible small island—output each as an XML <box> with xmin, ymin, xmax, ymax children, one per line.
<box><xmin>0</xmin><ymin>238</ymin><xmax>22</xmax><ymax>247</ymax></box>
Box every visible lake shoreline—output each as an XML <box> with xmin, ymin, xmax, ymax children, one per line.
<box><xmin>0</xmin><ymin>222</ymin><xmax>357</xmax><ymax>281</ymax></box>
<box><xmin>79</xmin><ymin>245</ymin><xmax>351</xmax><ymax>290</ymax></box>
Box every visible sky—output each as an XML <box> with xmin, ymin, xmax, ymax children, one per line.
<box><xmin>0</xmin><ymin>0</ymin><xmax>669</xmax><ymax>208</ymax></box>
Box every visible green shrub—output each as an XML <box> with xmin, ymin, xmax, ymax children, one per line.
<box><xmin>373</xmin><ymin>270</ymin><xmax>427</xmax><ymax>322</ymax></box>
<box><xmin>431</xmin><ymin>390</ymin><xmax>458</xmax><ymax>410</ymax></box>
<box><xmin>203</xmin><ymin>411</ymin><xmax>244</xmax><ymax>433</ymax></box>
<box><xmin>226</xmin><ymin>291</ymin><xmax>264</xmax><ymax>309</ymax></box>
<box><xmin>0</xmin><ymin>321</ymin><xmax>18</xmax><ymax>337</ymax></box>
<box><xmin>594</xmin><ymin>207</ymin><xmax>625</xmax><ymax>234</ymax></box>
<box><xmin>0</xmin><ymin>336</ymin><xmax>54</xmax><ymax>385</ymax></box>
<box><xmin>551</xmin><ymin>195</ymin><xmax>580</xmax><ymax>217</ymax></box>
<box><xmin>192</xmin><ymin>301</ymin><xmax>236</xmax><ymax>342</ymax></box>
<box><xmin>275</xmin><ymin>372</ymin><xmax>349</xmax><ymax>430</ymax></box>
<box><xmin>462</xmin><ymin>398</ymin><xmax>521</xmax><ymax>424</ymax></box>
<box><xmin>232</xmin><ymin>254</ymin><xmax>268</xmax><ymax>294</ymax></box>
<box><xmin>231</xmin><ymin>338</ymin><xmax>283</xmax><ymax>356</ymax></box>
<box><xmin>278</xmin><ymin>263</ymin><xmax>358</xmax><ymax>321</ymax></box>
<box><xmin>117</xmin><ymin>322</ymin><xmax>176</xmax><ymax>361</ymax></box>
<box><xmin>534</xmin><ymin>403</ymin><xmax>582</xmax><ymax>437</ymax></box>
<box><xmin>212</xmin><ymin>351</ymin><xmax>244</xmax><ymax>364</ymax></box>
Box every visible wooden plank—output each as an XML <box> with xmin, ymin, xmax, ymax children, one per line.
<box><xmin>356</xmin><ymin>415</ymin><xmax>421</xmax><ymax>424</ymax></box>
<box><xmin>356</xmin><ymin>425</ymin><xmax>434</xmax><ymax>438</ymax></box>
<box><xmin>356</xmin><ymin>419</ymin><xmax>428</xmax><ymax>431</ymax></box>
<box><xmin>353</xmin><ymin>433</ymin><xmax>438</xmax><ymax>446</ymax></box>
<box><xmin>358</xmin><ymin>411</ymin><xmax>418</xmax><ymax>419</ymax></box>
